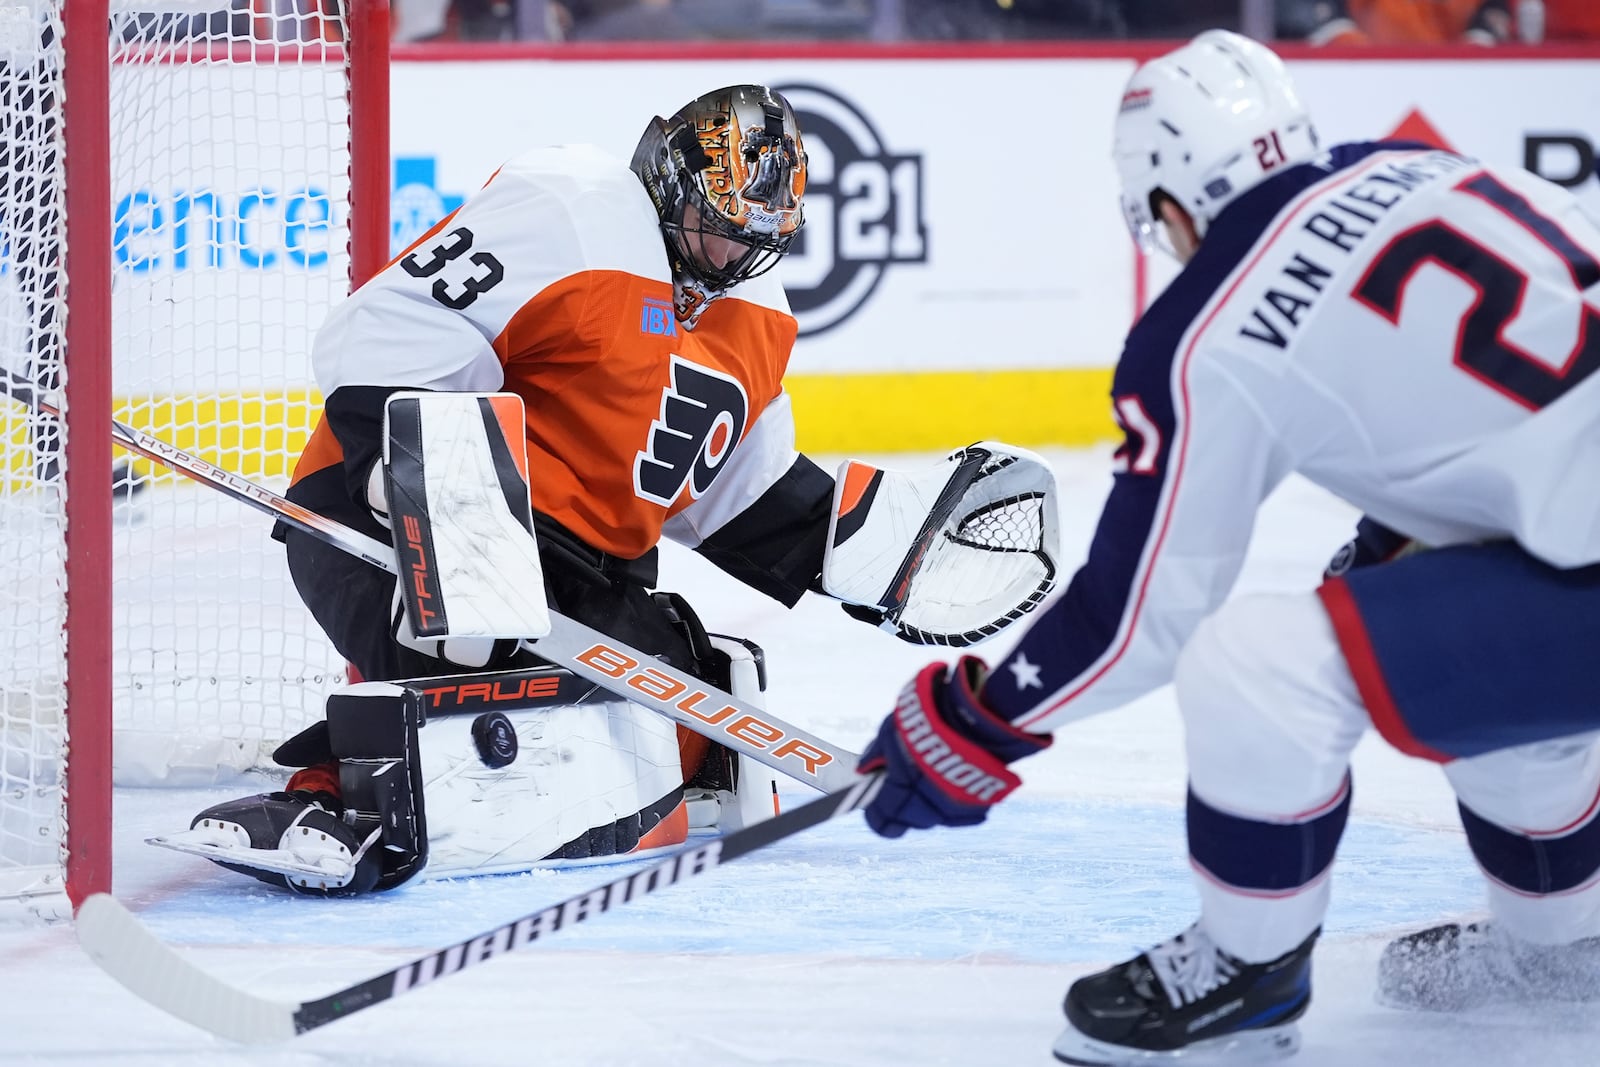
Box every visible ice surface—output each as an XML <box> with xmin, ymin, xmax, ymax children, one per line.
<box><xmin>3</xmin><ymin>448</ymin><xmax>1596</xmax><ymax>1065</ymax></box>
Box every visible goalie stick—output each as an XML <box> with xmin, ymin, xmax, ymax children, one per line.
<box><xmin>0</xmin><ymin>367</ymin><xmax>858</xmax><ymax>791</ymax></box>
<box><xmin>76</xmin><ymin>772</ymin><xmax>885</xmax><ymax>1044</ymax></box>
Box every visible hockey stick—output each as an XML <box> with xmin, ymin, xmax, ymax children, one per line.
<box><xmin>0</xmin><ymin>368</ymin><xmax>858</xmax><ymax>791</ymax></box>
<box><xmin>76</xmin><ymin>771</ymin><xmax>884</xmax><ymax>1044</ymax></box>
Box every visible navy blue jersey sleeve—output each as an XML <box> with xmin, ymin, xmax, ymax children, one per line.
<box><xmin>981</xmin><ymin>315</ymin><xmax>1290</xmax><ymax>732</ymax></box>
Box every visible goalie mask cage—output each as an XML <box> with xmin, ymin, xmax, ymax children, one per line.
<box><xmin>0</xmin><ymin>0</ymin><xmax>390</xmax><ymax>914</ymax></box>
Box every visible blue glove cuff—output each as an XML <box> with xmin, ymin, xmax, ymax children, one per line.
<box><xmin>945</xmin><ymin>656</ymin><xmax>1052</xmax><ymax>764</ymax></box>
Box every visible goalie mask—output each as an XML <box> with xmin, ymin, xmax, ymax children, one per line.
<box><xmin>631</xmin><ymin>84</ymin><xmax>807</xmax><ymax>297</ymax></box>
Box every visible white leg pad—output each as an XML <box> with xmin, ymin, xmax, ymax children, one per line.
<box><xmin>418</xmin><ymin>694</ymin><xmax>685</xmax><ymax>877</ymax></box>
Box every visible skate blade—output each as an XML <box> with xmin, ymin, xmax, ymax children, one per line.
<box><xmin>147</xmin><ymin>831</ymin><xmax>355</xmax><ymax>882</ymax></box>
<box><xmin>1052</xmin><ymin>1022</ymin><xmax>1300</xmax><ymax>1066</ymax></box>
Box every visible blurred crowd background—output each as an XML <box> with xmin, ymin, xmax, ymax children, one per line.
<box><xmin>371</xmin><ymin>1</ymin><xmax>1598</xmax><ymax>47</ymax></box>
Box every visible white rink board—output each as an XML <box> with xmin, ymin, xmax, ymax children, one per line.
<box><xmin>24</xmin><ymin>52</ymin><xmax>1597</xmax><ymax>394</ymax></box>
<box><xmin>389</xmin><ymin>54</ymin><xmax>1600</xmax><ymax>375</ymax></box>
<box><xmin>390</xmin><ymin>58</ymin><xmax>1137</xmax><ymax>373</ymax></box>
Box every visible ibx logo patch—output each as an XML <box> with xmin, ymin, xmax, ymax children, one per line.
<box><xmin>640</xmin><ymin>295</ymin><xmax>677</xmax><ymax>337</ymax></box>
<box><xmin>774</xmin><ymin>84</ymin><xmax>927</xmax><ymax>338</ymax></box>
<box><xmin>634</xmin><ymin>355</ymin><xmax>748</xmax><ymax>507</ymax></box>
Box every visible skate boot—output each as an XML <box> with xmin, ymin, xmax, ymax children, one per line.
<box><xmin>1053</xmin><ymin>923</ymin><xmax>1316</xmax><ymax>1066</ymax></box>
<box><xmin>1378</xmin><ymin>921</ymin><xmax>1600</xmax><ymax>1012</ymax></box>
<box><xmin>150</xmin><ymin>789</ymin><xmax>383</xmax><ymax>896</ymax></box>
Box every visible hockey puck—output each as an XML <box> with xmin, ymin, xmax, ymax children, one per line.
<box><xmin>471</xmin><ymin>711</ymin><xmax>518</xmax><ymax>768</ymax></box>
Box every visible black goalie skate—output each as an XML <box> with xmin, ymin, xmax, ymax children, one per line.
<box><xmin>1379</xmin><ymin>921</ymin><xmax>1600</xmax><ymax>1012</ymax></box>
<box><xmin>149</xmin><ymin>790</ymin><xmax>383</xmax><ymax>896</ymax></box>
<box><xmin>1052</xmin><ymin>923</ymin><xmax>1317</xmax><ymax>1066</ymax></box>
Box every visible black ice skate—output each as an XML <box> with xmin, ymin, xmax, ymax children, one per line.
<box><xmin>1052</xmin><ymin>923</ymin><xmax>1316</xmax><ymax>1066</ymax></box>
<box><xmin>1379</xmin><ymin>921</ymin><xmax>1600</xmax><ymax>1012</ymax></box>
<box><xmin>148</xmin><ymin>791</ymin><xmax>382</xmax><ymax>896</ymax></box>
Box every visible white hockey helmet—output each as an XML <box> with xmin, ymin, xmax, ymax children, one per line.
<box><xmin>1113</xmin><ymin>30</ymin><xmax>1319</xmax><ymax>255</ymax></box>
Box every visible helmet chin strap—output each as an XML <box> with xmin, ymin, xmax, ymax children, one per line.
<box><xmin>671</xmin><ymin>271</ymin><xmax>728</xmax><ymax>329</ymax></box>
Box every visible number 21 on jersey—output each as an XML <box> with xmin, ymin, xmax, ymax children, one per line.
<box><xmin>1352</xmin><ymin>172</ymin><xmax>1600</xmax><ymax>412</ymax></box>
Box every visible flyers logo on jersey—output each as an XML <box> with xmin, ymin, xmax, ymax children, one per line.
<box><xmin>634</xmin><ymin>354</ymin><xmax>749</xmax><ymax>507</ymax></box>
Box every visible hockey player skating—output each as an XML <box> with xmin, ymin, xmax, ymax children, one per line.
<box><xmin>854</xmin><ymin>30</ymin><xmax>1600</xmax><ymax>1065</ymax></box>
<box><xmin>164</xmin><ymin>84</ymin><xmax>1061</xmax><ymax>896</ymax></box>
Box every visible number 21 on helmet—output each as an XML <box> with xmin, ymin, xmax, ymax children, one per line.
<box><xmin>1113</xmin><ymin>30</ymin><xmax>1321</xmax><ymax>258</ymax></box>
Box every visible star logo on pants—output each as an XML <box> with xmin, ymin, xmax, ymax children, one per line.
<box><xmin>1008</xmin><ymin>653</ymin><xmax>1043</xmax><ymax>690</ymax></box>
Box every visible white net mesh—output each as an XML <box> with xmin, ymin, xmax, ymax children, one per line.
<box><xmin>1</xmin><ymin>0</ymin><xmax>357</xmax><ymax>906</ymax></box>
<box><xmin>1</xmin><ymin>0</ymin><xmax>74</xmax><ymax>909</ymax></box>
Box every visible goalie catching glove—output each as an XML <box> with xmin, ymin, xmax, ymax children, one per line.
<box><xmin>858</xmin><ymin>656</ymin><xmax>1051</xmax><ymax>838</ymax></box>
<box><xmin>821</xmin><ymin>442</ymin><xmax>1060</xmax><ymax>647</ymax></box>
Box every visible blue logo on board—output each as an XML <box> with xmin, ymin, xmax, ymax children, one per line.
<box><xmin>391</xmin><ymin>157</ymin><xmax>467</xmax><ymax>256</ymax></box>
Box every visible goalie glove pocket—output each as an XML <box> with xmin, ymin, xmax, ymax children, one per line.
<box><xmin>822</xmin><ymin>443</ymin><xmax>1061</xmax><ymax>647</ymax></box>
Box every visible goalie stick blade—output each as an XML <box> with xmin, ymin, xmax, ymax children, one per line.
<box><xmin>77</xmin><ymin>775</ymin><xmax>885</xmax><ymax>1043</ymax></box>
<box><xmin>75</xmin><ymin>894</ymin><xmax>299</xmax><ymax>1044</ymax></box>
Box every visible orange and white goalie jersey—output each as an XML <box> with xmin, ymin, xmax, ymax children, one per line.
<box><xmin>291</xmin><ymin>144</ymin><xmax>802</xmax><ymax>562</ymax></box>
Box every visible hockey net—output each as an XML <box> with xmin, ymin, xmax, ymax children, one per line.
<box><xmin>0</xmin><ymin>0</ymin><xmax>388</xmax><ymax>913</ymax></box>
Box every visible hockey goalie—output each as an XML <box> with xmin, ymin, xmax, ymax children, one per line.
<box><xmin>154</xmin><ymin>84</ymin><xmax>1063</xmax><ymax>895</ymax></box>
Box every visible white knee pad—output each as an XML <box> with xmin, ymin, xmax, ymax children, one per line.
<box><xmin>1445</xmin><ymin>733</ymin><xmax>1600</xmax><ymax>833</ymax></box>
<box><xmin>1177</xmin><ymin>592</ymin><xmax>1368</xmax><ymax>817</ymax></box>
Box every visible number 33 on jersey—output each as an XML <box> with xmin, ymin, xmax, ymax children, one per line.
<box><xmin>299</xmin><ymin>144</ymin><xmax>802</xmax><ymax>559</ymax></box>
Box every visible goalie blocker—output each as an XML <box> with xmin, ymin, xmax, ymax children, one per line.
<box><xmin>152</xmin><ymin>634</ymin><xmax>781</xmax><ymax>895</ymax></box>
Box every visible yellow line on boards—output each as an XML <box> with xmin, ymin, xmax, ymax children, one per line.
<box><xmin>2</xmin><ymin>371</ymin><xmax>1118</xmax><ymax>483</ymax></box>
<box><xmin>785</xmin><ymin>368</ymin><xmax>1116</xmax><ymax>453</ymax></box>
<box><xmin>1</xmin><ymin>391</ymin><xmax>323</xmax><ymax>483</ymax></box>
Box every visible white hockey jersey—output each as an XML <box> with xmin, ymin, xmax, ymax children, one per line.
<box><xmin>987</xmin><ymin>142</ymin><xmax>1600</xmax><ymax>732</ymax></box>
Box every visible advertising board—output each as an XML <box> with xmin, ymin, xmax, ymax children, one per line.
<box><xmin>8</xmin><ymin>46</ymin><xmax>1593</xmax><ymax>461</ymax></box>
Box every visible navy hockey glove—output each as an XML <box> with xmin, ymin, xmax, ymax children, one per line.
<box><xmin>858</xmin><ymin>656</ymin><xmax>1051</xmax><ymax>839</ymax></box>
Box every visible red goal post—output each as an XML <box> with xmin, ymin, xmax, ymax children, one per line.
<box><xmin>0</xmin><ymin>0</ymin><xmax>389</xmax><ymax>914</ymax></box>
